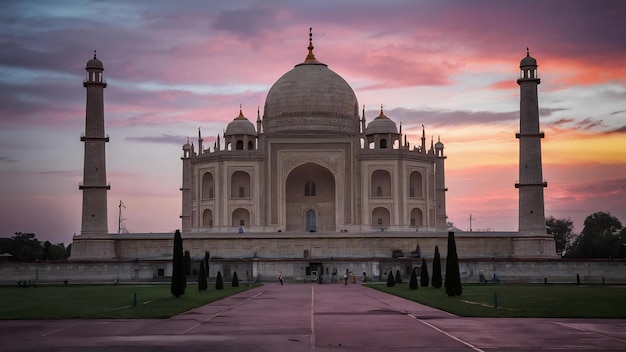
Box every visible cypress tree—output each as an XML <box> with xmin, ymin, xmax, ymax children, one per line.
<box><xmin>432</xmin><ymin>246</ymin><xmax>442</xmax><ymax>288</ymax></box>
<box><xmin>198</xmin><ymin>260</ymin><xmax>207</xmax><ymax>291</ymax></box>
<box><xmin>170</xmin><ymin>230</ymin><xmax>186</xmax><ymax>297</ymax></box>
<box><xmin>444</xmin><ymin>231</ymin><xmax>463</xmax><ymax>296</ymax></box>
<box><xmin>204</xmin><ymin>251</ymin><xmax>210</xmax><ymax>278</ymax></box>
<box><xmin>420</xmin><ymin>258</ymin><xmax>429</xmax><ymax>287</ymax></box>
<box><xmin>216</xmin><ymin>271</ymin><xmax>224</xmax><ymax>290</ymax></box>
<box><xmin>394</xmin><ymin>270</ymin><xmax>403</xmax><ymax>284</ymax></box>
<box><xmin>232</xmin><ymin>271</ymin><xmax>239</xmax><ymax>287</ymax></box>
<box><xmin>386</xmin><ymin>271</ymin><xmax>395</xmax><ymax>287</ymax></box>
<box><xmin>184</xmin><ymin>250</ymin><xmax>191</xmax><ymax>276</ymax></box>
<box><xmin>409</xmin><ymin>267</ymin><xmax>418</xmax><ymax>290</ymax></box>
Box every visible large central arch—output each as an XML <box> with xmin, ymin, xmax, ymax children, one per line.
<box><xmin>285</xmin><ymin>163</ymin><xmax>335</xmax><ymax>231</ymax></box>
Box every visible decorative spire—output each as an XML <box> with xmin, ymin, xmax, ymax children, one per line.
<box><xmin>304</xmin><ymin>27</ymin><xmax>316</xmax><ymax>62</ymax></box>
<box><xmin>377</xmin><ymin>104</ymin><xmax>387</xmax><ymax>118</ymax></box>
<box><xmin>235</xmin><ymin>104</ymin><xmax>245</xmax><ymax>120</ymax></box>
<box><xmin>93</xmin><ymin>50</ymin><xmax>97</xmax><ymax>59</ymax></box>
<box><xmin>300</xmin><ymin>27</ymin><xmax>324</xmax><ymax>65</ymax></box>
<box><xmin>526</xmin><ymin>47</ymin><xmax>530</xmax><ymax>57</ymax></box>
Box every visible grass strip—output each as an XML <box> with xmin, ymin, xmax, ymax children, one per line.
<box><xmin>0</xmin><ymin>283</ymin><xmax>258</xmax><ymax>319</ymax></box>
<box><xmin>367</xmin><ymin>283</ymin><xmax>626</xmax><ymax>318</ymax></box>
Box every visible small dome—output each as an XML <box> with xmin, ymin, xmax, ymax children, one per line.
<box><xmin>183</xmin><ymin>137</ymin><xmax>191</xmax><ymax>150</ymax></box>
<box><xmin>86</xmin><ymin>51</ymin><xmax>103</xmax><ymax>69</ymax></box>
<box><xmin>365</xmin><ymin>108</ymin><xmax>398</xmax><ymax>135</ymax></box>
<box><xmin>224</xmin><ymin>109</ymin><xmax>256</xmax><ymax>136</ymax></box>
<box><xmin>520</xmin><ymin>48</ymin><xmax>537</xmax><ymax>67</ymax></box>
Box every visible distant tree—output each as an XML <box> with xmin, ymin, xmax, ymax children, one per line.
<box><xmin>420</xmin><ymin>258</ymin><xmax>429</xmax><ymax>287</ymax></box>
<box><xmin>618</xmin><ymin>228</ymin><xmax>626</xmax><ymax>259</ymax></box>
<box><xmin>386</xmin><ymin>271</ymin><xmax>395</xmax><ymax>287</ymax></box>
<box><xmin>64</xmin><ymin>243</ymin><xmax>72</xmax><ymax>259</ymax></box>
<box><xmin>409</xmin><ymin>267</ymin><xmax>418</xmax><ymax>290</ymax></box>
<box><xmin>10</xmin><ymin>232</ymin><xmax>42</xmax><ymax>261</ymax></box>
<box><xmin>198</xmin><ymin>261</ymin><xmax>207</xmax><ymax>291</ymax></box>
<box><xmin>444</xmin><ymin>231</ymin><xmax>462</xmax><ymax>296</ymax></box>
<box><xmin>432</xmin><ymin>246</ymin><xmax>442</xmax><ymax>288</ymax></box>
<box><xmin>567</xmin><ymin>212</ymin><xmax>623</xmax><ymax>258</ymax></box>
<box><xmin>216</xmin><ymin>271</ymin><xmax>224</xmax><ymax>289</ymax></box>
<box><xmin>40</xmin><ymin>241</ymin><xmax>67</xmax><ymax>260</ymax></box>
<box><xmin>0</xmin><ymin>237</ymin><xmax>12</xmax><ymax>255</ymax></box>
<box><xmin>170</xmin><ymin>230</ymin><xmax>186</xmax><ymax>298</ymax></box>
<box><xmin>42</xmin><ymin>241</ymin><xmax>52</xmax><ymax>260</ymax></box>
<box><xmin>232</xmin><ymin>271</ymin><xmax>239</xmax><ymax>287</ymax></box>
<box><xmin>546</xmin><ymin>216</ymin><xmax>576</xmax><ymax>256</ymax></box>
<box><xmin>394</xmin><ymin>270</ymin><xmax>402</xmax><ymax>284</ymax></box>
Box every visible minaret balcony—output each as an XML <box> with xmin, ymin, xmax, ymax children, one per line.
<box><xmin>515</xmin><ymin>181</ymin><xmax>548</xmax><ymax>188</ymax></box>
<box><xmin>79</xmin><ymin>182</ymin><xmax>111</xmax><ymax>190</ymax></box>
<box><xmin>515</xmin><ymin>132</ymin><xmax>545</xmax><ymax>139</ymax></box>
<box><xmin>81</xmin><ymin>135</ymin><xmax>110</xmax><ymax>142</ymax></box>
<box><xmin>83</xmin><ymin>79</ymin><xmax>107</xmax><ymax>88</ymax></box>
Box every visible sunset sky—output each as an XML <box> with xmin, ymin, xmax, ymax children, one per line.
<box><xmin>1</xmin><ymin>0</ymin><xmax>625</xmax><ymax>245</ymax></box>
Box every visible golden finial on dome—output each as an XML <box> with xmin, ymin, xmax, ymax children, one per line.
<box><xmin>235</xmin><ymin>104</ymin><xmax>246</xmax><ymax>120</ymax></box>
<box><xmin>304</xmin><ymin>27</ymin><xmax>319</xmax><ymax>63</ymax></box>
<box><xmin>378</xmin><ymin>104</ymin><xmax>387</xmax><ymax>118</ymax></box>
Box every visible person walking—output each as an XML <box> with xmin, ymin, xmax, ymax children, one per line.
<box><xmin>278</xmin><ymin>272</ymin><xmax>284</xmax><ymax>285</ymax></box>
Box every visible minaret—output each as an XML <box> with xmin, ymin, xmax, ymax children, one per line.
<box><xmin>80</xmin><ymin>51</ymin><xmax>110</xmax><ymax>236</ymax></box>
<box><xmin>198</xmin><ymin>127</ymin><xmax>203</xmax><ymax>154</ymax></box>
<box><xmin>180</xmin><ymin>138</ymin><xmax>192</xmax><ymax>231</ymax></box>
<box><xmin>434</xmin><ymin>137</ymin><xmax>447</xmax><ymax>229</ymax></box>
<box><xmin>256</xmin><ymin>106</ymin><xmax>262</xmax><ymax>134</ymax></box>
<box><xmin>515</xmin><ymin>49</ymin><xmax>547</xmax><ymax>234</ymax></box>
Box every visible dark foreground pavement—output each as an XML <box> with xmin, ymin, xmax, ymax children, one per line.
<box><xmin>1</xmin><ymin>283</ymin><xmax>625</xmax><ymax>351</ymax></box>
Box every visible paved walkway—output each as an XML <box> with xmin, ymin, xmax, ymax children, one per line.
<box><xmin>1</xmin><ymin>283</ymin><xmax>626</xmax><ymax>351</ymax></box>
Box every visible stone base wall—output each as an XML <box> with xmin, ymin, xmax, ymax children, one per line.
<box><xmin>70</xmin><ymin>231</ymin><xmax>559</xmax><ymax>260</ymax></box>
<box><xmin>2</xmin><ymin>258</ymin><xmax>625</xmax><ymax>285</ymax></box>
<box><xmin>0</xmin><ymin>261</ymin><xmax>160</xmax><ymax>284</ymax></box>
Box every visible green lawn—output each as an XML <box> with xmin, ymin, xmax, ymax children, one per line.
<box><xmin>368</xmin><ymin>283</ymin><xmax>626</xmax><ymax>318</ymax></box>
<box><xmin>0</xmin><ymin>283</ymin><xmax>258</xmax><ymax>320</ymax></box>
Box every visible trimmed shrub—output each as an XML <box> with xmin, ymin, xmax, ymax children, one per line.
<box><xmin>386</xmin><ymin>271</ymin><xmax>395</xmax><ymax>287</ymax></box>
<box><xmin>420</xmin><ymin>258</ymin><xmax>429</xmax><ymax>287</ymax></box>
<box><xmin>444</xmin><ymin>231</ymin><xmax>463</xmax><ymax>296</ymax></box>
<box><xmin>184</xmin><ymin>250</ymin><xmax>191</xmax><ymax>276</ymax></box>
<box><xmin>170</xmin><ymin>230</ymin><xmax>186</xmax><ymax>298</ymax></box>
<box><xmin>204</xmin><ymin>251</ymin><xmax>210</xmax><ymax>277</ymax></box>
<box><xmin>232</xmin><ymin>271</ymin><xmax>239</xmax><ymax>287</ymax></box>
<box><xmin>432</xmin><ymin>246</ymin><xmax>442</xmax><ymax>288</ymax></box>
<box><xmin>395</xmin><ymin>270</ymin><xmax>403</xmax><ymax>284</ymax></box>
<box><xmin>409</xmin><ymin>267</ymin><xmax>418</xmax><ymax>290</ymax></box>
<box><xmin>198</xmin><ymin>260</ymin><xmax>207</xmax><ymax>291</ymax></box>
<box><xmin>216</xmin><ymin>271</ymin><xmax>224</xmax><ymax>290</ymax></box>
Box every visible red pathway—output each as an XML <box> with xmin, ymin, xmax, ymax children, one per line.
<box><xmin>1</xmin><ymin>283</ymin><xmax>625</xmax><ymax>351</ymax></box>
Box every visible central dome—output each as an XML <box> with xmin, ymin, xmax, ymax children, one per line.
<box><xmin>263</xmin><ymin>33</ymin><xmax>359</xmax><ymax>136</ymax></box>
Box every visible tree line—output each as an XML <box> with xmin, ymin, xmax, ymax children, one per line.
<box><xmin>547</xmin><ymin>211</ymin><xmax>626</xmax><ymax>259</ymax></box>
<box><xmin>0</xmin><ymin>232</ymin><xmax>71</xmax><ymax>261</ymax></box>
<box><xmin>3</xmin><ymin>210</ymin><xmax>624</xmax><ymax>262</ymax></box>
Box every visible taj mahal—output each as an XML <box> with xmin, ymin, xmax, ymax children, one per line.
<box><xmin>69</xmin><ymin>31</ymin><xmax>558</xmax><ymax>282</ymax></box>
